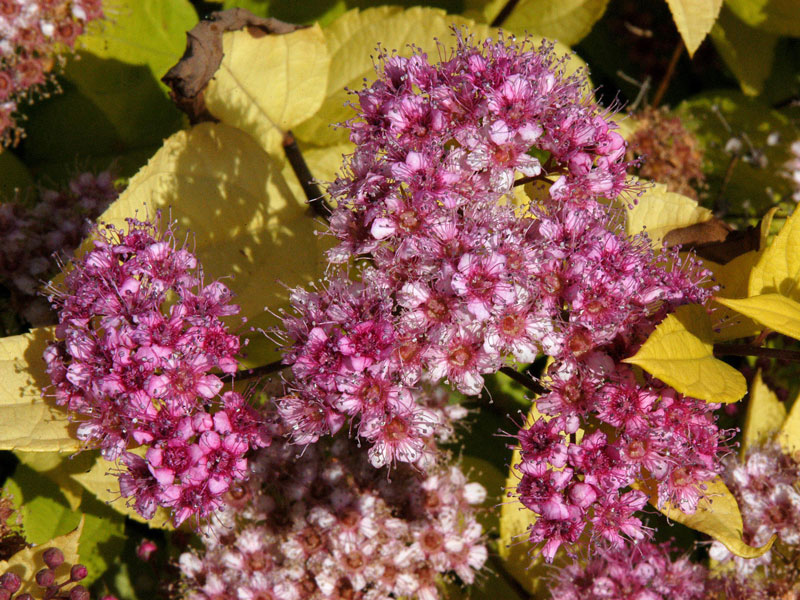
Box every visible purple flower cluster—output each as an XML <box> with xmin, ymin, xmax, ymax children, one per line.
<box><xmin>0</xmin><ymin>547</ymin><xmax>91</xmax><ymax>600</ymax></box>
<box><xmin>710</xmin><ymin>441</ymin><xmax>800</xmax><ymax>574</ymax></box>
<box><xmin>279</xmin><ymin>32</ymin><xmax>721</xmax><ymax>558</ymax></box>
<box><xmin>179</xmin><ymin>431</ymin><xmax>486</xmax><ymax>600</ymax></box>
<box><xmin>0</xmin><ymin>0</ymin><xmax>104</xmax><ymax>146</ymax></box>
<box><xmin>44</xmin><ymin>216</ymin><xmax>269</xmax><ymax>525</ymax></box>
<box><xmin>0</xmin><ymin>169</ymin><xmax>119</xmax><ymax>325</ymax></box>
<box><xmin>548</xmin><ymin>540</ymin><xmax>708</xmax><ymax>600</ymax></box>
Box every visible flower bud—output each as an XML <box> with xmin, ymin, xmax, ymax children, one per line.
<box><xmin>136</xmin><ymin>540</ymin><xmax>158</xmax><ymax>562</ymax></box>
<box><xmin>70</xmin><ymin>564</ymin><xmax>88</xmax><ymax>581</ymax></box>
<box><xmin>42</xmin><ymin>548</ymin><xmax>65</xmax><ymax>568</ymax></box>
<box><xmin>35</xmin><ymin>568</ymin><xmax>55</xmax><ymax>588</ymax></box>
<box><xmin>0</xmin><ymin>588</ymin><xmax>11</xmax><ymax>600</ymax></box>
<box><xmin>0</xmin><ymin>573</ymin><xmax>21</xmax><ymax>593</ymax></box>
<box><xmin>69</xmin><ymin>585</ymin><xmax>90</xmax><ymax>600</ymax></box>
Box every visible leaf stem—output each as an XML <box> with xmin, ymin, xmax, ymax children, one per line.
<box><xmin>651</xmin><ymin>39</ymin><xmax>683</xmax><ymax>108</ymax></box>
<box><xmin>499</xmin><ymin>366</ymin><xmax>545</xmax><ymax>395</ymax></box>
<box><xmin>282</xmin><ymin>131</ymin><xmax>333</xmax><ymax>220</ymax></box>
<box><xmin>713</xmin><ymin>344</ymin><xmax>800</xmax><ymax>363</ymax></box>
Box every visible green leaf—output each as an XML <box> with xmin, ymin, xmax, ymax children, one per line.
<box><xmin>0</xmin><ymin>328</ymin><xmax>79</xmax><ymax>452</ymax></box>
<box><xmin>749</xmin><ymin>205</ymin><xmax>800</xmax><ymax>300</ymax></box>
<box><xmin>294</xmin><ymin>7</ymin><xmax>589</xmax><ymax>148</ymax></box>
<box><xmin>742</xmin><ymin>369</ymin><xmax>786</xmax><ymax>455</ymax></box>
<box><xmin>725</xmin><ymin>0</ymin><xmax>800</xmax><ymax>36</ymax></box>
<box><xmin>0</xmin><ymin>519</ymin><xmax>83</xmax><ymax>597</ymax></box>
<box><xmin>76</xmin><ymin>494</ymin><xmax>126</xmax><ymax>586</ymax></box>
<box><xmin>14</xmin><ymin>451</ymin><xmax>94</xmax><ymax>510</ymax></box>
<box><xmin>204</xmin><ymin>26</ymin><xmax>331</xmax><ymax>157</ymax></box>
<box><xmin>710</xmin><ymin>5</ymin><xmax>778</xmax><ymax>96</ymax></box>
<box><xmin>715</xmin><ymin>293</ymin><xmax>800</xmax><ymax>340</ymax></box>
<box><xmin>675</xmin><ymin>91</ymin><xmax>794</xmax><ymax>217</ymax></box>
<box><xmin>77</xmin><ymin>0</ymin><xmax>198</xmax><ymax>84</ymax></box>
<box><xmin>665</xmin><ymin>0</ymin><xmax>723</xmax><ymax>56</ymax></box>
<box><xmin>623</xmin><ymin>180</ymin><xmax>713</xmax><ymax>247</ymax></box>
<box><xmin>635</xmin><ymin>477</ymin><xmax>775</xmax><ymax>558</ymax></box>
<box><xmin>622</xmin><ymin>304</ymin><xmax>747</xmax><ymax>404</ymax></box>
<box><xmin>0</xmin><ymin>150</ymin><xmax>33</xmax><ymax>198</ymax></box>
<box><xmin>498</xmin><ymin>0</ymin><xmax>610</xmax><ymax>46</ymax></box>
<box><xmin>81</xmin><ymin>122</ymin><xmax>328</xmax><ymax>365</ymax></box>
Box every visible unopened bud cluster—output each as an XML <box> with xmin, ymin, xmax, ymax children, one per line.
<box><xmin>0</xmin><ymin>0</ymin><xmax>104</xmax><ymax>145</ymax></box>
<box><xmin>0</xmin><ymin>547</ymin><xmax>90</xmax><ymax>600</ymax></box>
<box><xmin>44</xmin><ymin>216</ymin><xmax>269</xmax><ymax>525</ymax></box>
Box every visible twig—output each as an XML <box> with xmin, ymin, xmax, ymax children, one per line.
<box><xmin>491</xmin><ymin>0</ymin><xmax>521</xmax><ymax>27</ymax></box>
<box><xmin>651</xmin><ymin>39</ymin><xmax>683</xmax><ymax>108</ymax></box>
<box><xmin>499</xmin><ymin>366</ymin><xmax>546</xmax><ymax>395</ymax></box>
<box><xmin>713</xmin><ymin>344</ymin><xmax>800</xmax><ymax>363</ymax></box>
<box><xmin>282</xmin><ymin>131</ymin><xmax>333</xmax><ymax>220</ymax></box>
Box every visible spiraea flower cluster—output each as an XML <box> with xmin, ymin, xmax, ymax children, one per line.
<box><xmin>179</xmin><ymin>430</ymin><xmax>487</xmax><ymax>600</ymax></box>
<box><xmin>44</xmin><ymin>216</ymin><xmax>269</xmax><ymax>526</ymax></box>
<box><xmin>0</xmin><ymin>0</ymin><xmax>104</xmax><ymax>146</ymax></box>
<box><xmin>707</xmin><ymin>441</ymin><xmax>800</xmax><ymax>590</ymax></box>
<box><xmin>548</xmin><ymin>540</ymin><xmax>708</xmax><ymax>600</ymax></box>
<box><xmin>279</xmin><ymin>32</ymin><xmax>720</xmax><ymax>559</ymax></box>
<box><xmin>0</xmin><ymin>548</ymin><xmax>91</xmax><ymax>600</ymax></box>
<box><xmin>0</xmin><ymin>169</ymin><xmax>119</xmax><ymax>326</ymax></box>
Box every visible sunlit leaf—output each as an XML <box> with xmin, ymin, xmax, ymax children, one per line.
<box><xmin>14</xmin><ymin>451</ymin><xmax>94</xmax><ymax>510</ymax></box>
<box><xmin>725</xmin><ymin>0</ymin><xmax>800</xmax><ymax>36</ymax></box>
<box><xmin>742</xmin><ymin>369</ymin><xmax>786</xmax><ymax>455</ymax></box>
<box><xmin>0</xmin><ymin>328</ymin><xmax>79</xmax><ymax>452</ymax></box>
<box><xmin>72</xmin><ymin>449</ymin><xmax>173</xmax><ymax>529</ymax></box>
<box><xmin>710</xmin><ymin>5</ymin><xmax>778</xmax><ymax>96</ymax></box>
<box><xmin>635</xmin><ymin>477</ymin><xmax>774</xmax><ymax>558</ymax></box>
<box><xmin>715</xmin><ymin>293</ymin><xmax>800</xmax><ymax>340</ymax></box>
<box><xmin>84</xmin><ymin>122</ymin><xmax>328</xmax><ymax>365</ymax></box>
<box><xmin>623</xmin><ymin>180</ymin><xmax>713</xmax><ymax>247</ymax></box>
<box><xmin>778</xmin><ymin>388</ymin><xmax>800</xmax><ymax>458</ymax></box>
<box><xmin>703</xmin><ymin>251</ymin><xmax>762</xmax><ymax>342</ymax></box>
<box><xmin>497</xmin><ymin>0</ymin><xmax>610</xmax><ymax>46</ymax></box>
<box><xmin>664</xmin><ymin>0</ymin><xmax>723</xmax><ymax>56</ymax></box>
<box><xmin>622</xmin><ymin>304</ymin><xmax>747</xmax><ymax>403</ymax></box>
<box><xmin>294</xmin><ymin>7</ymin><xmax>589</xmax><ymax>148</ymax></box>
<box><xmin>77</xmin><ymin>0</ymin><xmax>198</xmax><ymax>83</ymax></box>
<box><xmin>204</xmin><ymin>26</ymin><xmax>330</xmax><ymax>157</ymax></box>
<box><xmin>0</xmin><ymin>518</ymin><xmax>83</xmax><ymax>596</ymax></box>
<box><xmin>749</xmin><ymin>205</ymin><xmax>800</xmax><ymax>300</ymax></box>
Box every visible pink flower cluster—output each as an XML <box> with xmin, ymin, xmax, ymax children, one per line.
<box><xmin>44</xmin><ymin>216</ymin><xmax>269</xmax><ymax>525</ymax></box>
<box><xmin>548</xmin><ymin>540</ymin><xmax>708</xmax><ymax>599</ymax></box>
<box><xmin>179</xmin><ymin>432</ymin><xmax>486</xmax><ymax>600</ymax></box>
<box><xmin>710</xmin><ymin>441</ymin><xmax>800</xmax><ymax>575</ymax></box>
<box><xmin>279</xmin><ymin>32</ymin><xmax>721</xmax><ymax>558</ymax></box>
<box><xmin>0</xmin><ymin>0</ymin><xmax>104</xmax><ymax>145</ymax></box>
<box><xmin>0</xmin><ymin>169</ymin><xmax>118</xmax><ymax>325</ymax></box>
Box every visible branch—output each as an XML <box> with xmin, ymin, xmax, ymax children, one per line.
<box><xmin>651</xmin><ymin>39</ymin><xmax>683</xmax><ymax>108</ymax></box>
<box><xmin>499</xmin><ymin>366</ymin><xmax>546</xmax><ymax>395</ymax></box>
<box><xmin>282</xmin><ymin>131</ymin><xmax>333</xmax><ymax>220</ymax></box>
<box><xmin>713</xmin><ymin>344</ymin><xmax>800</xmax><ymax>363</ymax></box>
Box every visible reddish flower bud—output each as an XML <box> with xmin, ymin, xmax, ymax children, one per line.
<box><xmin>70</xmin><ymin>564</ymin><xmax>88</xmax><ymax>582</ymax></box>
<box><xmin>69</xmin><ymin>585</ymin><xmax>90</xmax><ymax>600</ymax></box>
<box><xmin>0</xmin><ymin>573</ymin><xmax>21</xmax><ymax>593</ymax></box>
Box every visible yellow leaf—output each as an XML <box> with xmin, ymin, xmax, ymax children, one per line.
<box><xmin>709</xmin><ymin>5</ymin><xmax>778</xmax><ymax>96</ymax></box>
<box><xmin>725</xmin><ymin>0</ymin><xmax>800</xmax><ymax>36</ymax></box>
<box><xmin>704</xmin><ymin>252</ymin><xmax>762</xmax><ymax>341</ymax></box>
<box><xmin>71</xmin><ymin>449</ymin><xmax>174</xmax><ymax>529</ymax></box>
<box><xmin>636</xmin><ymin>477</ymin><xmax>774</xmax><ymax>558</ymax></box>
<box><xmin>294</xmin><ymin>7</ymin><xmax>589</xmax><ymax>148</ymax></box>
<box><xmin>778</xmin><ymin>389</ymin><xmax>800</xmax><ymax>459</ymax></box>
<box><xmin>742</xmin><ymin>369</ymin><xmax>786</xmax><ymax>456</ymax></box>
<box><xmin>499</xmin><ymin>0</ymin><xmax>610</xmax><ymax>46</ymax></box>
<box><xmin>0</xmin><ymin>518</ymin><xmax>83</xmax><ymax>595</ymax></box>
<box><xmin>665</xmin><ymin>0</ymin><xmax>723</xmax><ymax>56</ymax></box>
<box><xmin>0</xmin><ymin>328</ymin><xmax>80</xmax><ymax>452</ymax></box>
<box><xmin>204</xmin><ymin>26</ymin><xmax>330</xmax><ymax>157</ymax></box>
<box><xmin>624</xmin><ymin>180</ymin><xmax>713</xmax><ymax>247</ymax></box>
<box><xmin>84</xmin><ymin>122</ymin><xmax>329</xmax><ymax>364</ymax></box>
<box><xmin>14</xmin><ymin>451</ymin><xmax>93</xmax><ymax>511</ymax></box>
<box><xmin>749</xmin><ymin>205</ymin><xmax>800</xmax><ymax>300</ymax></box>
<box><xmin>622</xmin><ymin>304</ymin><xmax>747</xmax><ymax>403</ymax></box>
<box><xmin>715</xmin><ymin>293</ymin><xmax>800</xmax><ymax>341</ymax></box>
